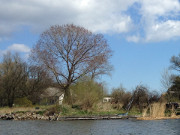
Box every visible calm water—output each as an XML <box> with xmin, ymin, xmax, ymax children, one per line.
<box><xmin>0</xmin><ymin>119</ymin><xmax>179</xmax><ymax>135</ymax></box>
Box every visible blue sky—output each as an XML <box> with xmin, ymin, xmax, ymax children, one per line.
<box><xmin>0</xmin><ymin>0</ymin><xmax>180</xmax><ymax>92</ymax></box>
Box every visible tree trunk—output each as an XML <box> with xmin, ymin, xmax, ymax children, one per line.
<box><xmin>8</xmin><ymin>99</ymin><xmax>13</xmax><ymax>107</ymax></box>
<box><xmin>63</xmin><ymin>87</ymin><xmax>72</xmax><ymax>105</ymax></box>
<box><xmin>7</xmin><ymin>90</ymin><xmax>14</xmax><ymax>107</ymax></box>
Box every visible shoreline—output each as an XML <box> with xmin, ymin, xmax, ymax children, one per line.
<box><xmin>137</xmin><ymin>116</ymin><xmax>180</xmax><ymax>120</ymax></box>
<box><xmin>0</xmin><ymin>112</ymin><xmax>138</xmax><ymax>121</ymax></box>
<box><xmin>1</xmin><ymin>112</ymin><xmax>180</xmax><ymax>121</ymax></box>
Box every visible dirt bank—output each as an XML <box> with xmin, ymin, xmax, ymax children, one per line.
<box><xmin>137</xmin><ymin>116</ymin><xmax>180</xmax><ymax>120</ymax></box>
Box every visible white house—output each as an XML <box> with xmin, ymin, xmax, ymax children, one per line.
<box><xmin>41</xmin><ymin>87</ymin><xmax>64</xmax><ymax>105</ymax></box>
<box><xmin>103</xmin><ymin>97</ymin><xmax>113</xmax><ymax>103</ymax></box>
<box><xmin>58</xmin><ymin>93</ymin><xmax>64</xmax><ymax>105</ymax></box>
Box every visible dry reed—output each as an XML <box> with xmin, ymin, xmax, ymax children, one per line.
<box><xmin>150</xmin><ymin>102</ymin><xmax>166</xmax><ymax>117</ymax></box>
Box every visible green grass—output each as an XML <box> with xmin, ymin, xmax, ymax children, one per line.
<box><xmin>0</xmin><ymin>104</ymin><xmax>142</xmax><ymax>117</ymax></box>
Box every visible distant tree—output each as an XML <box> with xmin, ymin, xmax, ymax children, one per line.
<box><xmin>30</xmin><ymin>24</ymin><xmax>112</xmax><ymax>104</ymax></box>
<box><xmin>111</xmin><ymin>86</ymin><xmax>126</xmax><ymax>104</ymax></box>
<box><xmin>167</xmin><ymin>76</ymin><xmax>180</xmax><ymax>101</ymax></box>
<box><xmin>168</xmin><ymin>53</ymin><xmax>180</xmax><ymax>102</ymax></box>
<box><xmin>0</xmin><ymin>77</ymin><xmax>6</xmax><ymax>106</ymax></box>
<box><xmin>111</xmin><ymin>85</ymin><xmax>131</xmax><ymax>109</ymax></box>
<box><xmin>25</xmin><ymin>66</ymin><xmax>53</xmax><ymax>104</ymax></box>
<box><xmin>148</xmin><ymin>91</ymin><xmax>160</xmax><ymax>104</ymax></box>
<box><xmin>170</xmin><ymin>53</ymin><xmax>180</xmax><ymax>72</ymax></box>
<box><xmin>0</xmin><ymin>52</ymin><xmax>28</xmax><ymax>107</ymax></box>
<box><xmin>160</xmin><ymin>69</ymin><xmax>173</xmax><ymax>92</ymax></box>
<box><xmin>132</xmin><ymin>85</ymin><xmax>149</xmax><ymax>112</ymax></box>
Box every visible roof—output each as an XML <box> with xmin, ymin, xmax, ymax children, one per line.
<box><xmin>41</xmin><ymin>87</ymin><xmax>64</xmax><ymax>98</ymax></box>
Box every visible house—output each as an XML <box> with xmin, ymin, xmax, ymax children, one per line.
<box><xmin>58</xmin><ymin>93</ymin><xmax>64</xmax><ymax>105</ymax></box>
<box><xmin>103</xmin><ymin>97</ymin><xmax>113</xmax><ymax>103</ymax></box>
<box><xmin>41</xmin><ymin>87</ymin><xmax>64</xmax><ymax>105</ymax></box>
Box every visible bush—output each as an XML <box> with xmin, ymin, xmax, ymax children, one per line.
<box><xmin>14</xmin><ymin>97</ymin><xmax>33</xmax><ymax>107</ymax></box>
<box><xmin>71</xmin><ymin>78</ymin><xmax>104</xmax><ymax>110</ymax></box>
<box><xmin>111</xmin><ymin>86</ymin><xmax>132</xmax><ymax>109</ymax></box>
<box><xmin>45</xmin><ymin>105</ymin><xmax>69</xmax><ymax>116</ymax></box>
<box><xmin>131</xmin><ymin>85</ymin><xmax>149</xmax><ymax>112</ymax></box>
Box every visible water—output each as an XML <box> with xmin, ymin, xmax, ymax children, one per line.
<box><xmin>0</xmin><ymin>119</ymin><xmax>180</xmax><ymax>135</ymax></box>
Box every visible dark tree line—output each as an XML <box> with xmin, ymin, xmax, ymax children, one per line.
<box><xmin>0</xmin><ymin>52</ymin><xmax>53</xmax><ymax>107</ymax></box>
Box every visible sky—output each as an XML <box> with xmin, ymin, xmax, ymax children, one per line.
<box><xmin>0</xmin><ymin>0</ymin><xmax>180</xmax><ymax>92</ymax></box>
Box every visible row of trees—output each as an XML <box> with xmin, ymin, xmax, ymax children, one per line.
<box><xmin>111</xmin><ymin>85</ymin><xmax>160</xmax><ymax>112</ymax></box>
<box><xmin>0</xmin><ymin>53</ymin><xmax>53</xmax><ymax>107</ymax></box>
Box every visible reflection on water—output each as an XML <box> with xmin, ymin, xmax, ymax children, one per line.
<box><xmin>0</xmin><ymin>119</ymin><xmax>180</xmax><ymax>135</ymax></box>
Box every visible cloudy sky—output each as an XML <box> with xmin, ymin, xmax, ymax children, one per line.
<box><xmin>0</xmin><ymin>0</ymin><xmax>180</xmax><ymax>92</ymax></box>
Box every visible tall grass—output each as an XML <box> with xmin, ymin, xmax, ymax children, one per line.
<box><xmin>0</xmin><ymin>107</ymin><xmax>36</xmax><ymax>114</ymax></box>
<box><xmin>147</xmin><ymin>102</ymin><xmax>166</xmax><ymax>117</ymax></box>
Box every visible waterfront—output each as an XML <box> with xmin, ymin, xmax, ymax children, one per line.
<box><xmin>0</xmin><ymin>119</ymin><xmax>179</xmax><ymax>135</ymax></box>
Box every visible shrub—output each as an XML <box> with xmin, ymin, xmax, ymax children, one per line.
<box><xmin>131</xmin><ymin>85</ymin><xmax>149</xmax><ymax>112</ymax></box>
<box><xmin>45</xmin><ymin>105</ymin><xmax>70</xmax><ymax>116</ymax></box>
<box><xmin>71</xmin><ymin>78</ymin><xmax>104</xmax><ymax>110</ymax></box>
<box><xmin>111</xmin><ymin>86</ymin><xmax>132</xmax><ymax>109</ymax></box>
<box><xmin>14</xmin><ymin>97</ymin><xmax>32</xmax><ymax>107</ymax></box>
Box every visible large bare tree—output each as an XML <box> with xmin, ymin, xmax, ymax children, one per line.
<box><xmin>31</xmin><ymin>24</ymin><xmax>112</xmax><ymax>104</ymax></box>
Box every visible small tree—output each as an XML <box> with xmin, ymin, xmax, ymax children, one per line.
<box><xmin>132</xmin><ymin>85</ymin><xmax>150</xmax><ymax>112</ymax></box>
<box><xmin>111</xmin><ymin>86</ymin><xmax>132</xmax><ymax>109</ymax></box>
<box><xmin>160</xmin><ymin>69</ymin><xmax>173</xmax><ymax>93</ymax></box>
<box><xmin>30</xmin><ymin>24</ymin><xmax>112</xmax><ymax>104</ymax></box>
<box><xmin>71</xmin><ymin>77</ymin><xmax>104</xmax><ymax>110</ymax></box>
<box><xmin>148</xmin><ymin>91</ymin><xmax>160</xmax><ymax>104</ymax></box>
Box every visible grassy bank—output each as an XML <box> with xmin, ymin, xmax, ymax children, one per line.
<box><xmin>0</xmin><ymin>104</ymin><xmax>141</xmax><ymax>117</ymax></box>
<box><xmin>1</xmin><ymin>102</ymin><xmax>179</xmax><ymax>120</ymax></box>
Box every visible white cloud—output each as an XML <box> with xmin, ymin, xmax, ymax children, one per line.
<box><xmin>127</xmin><ymin>35</ymin><xmax>140</xmax><ymax>43</ymax></box>
<box><xmin>140</xmin><ymin>0</ymin><xmax>180</xmax><ymax>17</ymax></box>
<box><xmin>0</xmin><ymin>44</ymin><xmax>30</xmax><ymax>56</ymax></box>
<box><xmin>0</xmin><ymin>0</ymin><xmax>180</xmax><ymax>42</ymax></box>
<box><xmin>6</xmin><ymin>44</ymin><xmax>30</xmax><ymax>53</ymax></box>
<box><xmin>0</xmin><ymin>0</ymin><xmax>137</xmax><ymax>37</ymax></box>
<box><xmin>145</xmin><ymin>20</ymin><xmax>180</xmax><ymax>42</ymax></box>
<box><xmin>139</xmin><ymin>0</ymin><xmax>180</xmax><ymax>42</ymax></box>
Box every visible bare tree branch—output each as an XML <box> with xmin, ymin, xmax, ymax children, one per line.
<box><xmin>30</xmin><ymin>24</ymin><xmax>112</xmax><ymax>104</ymax></box>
